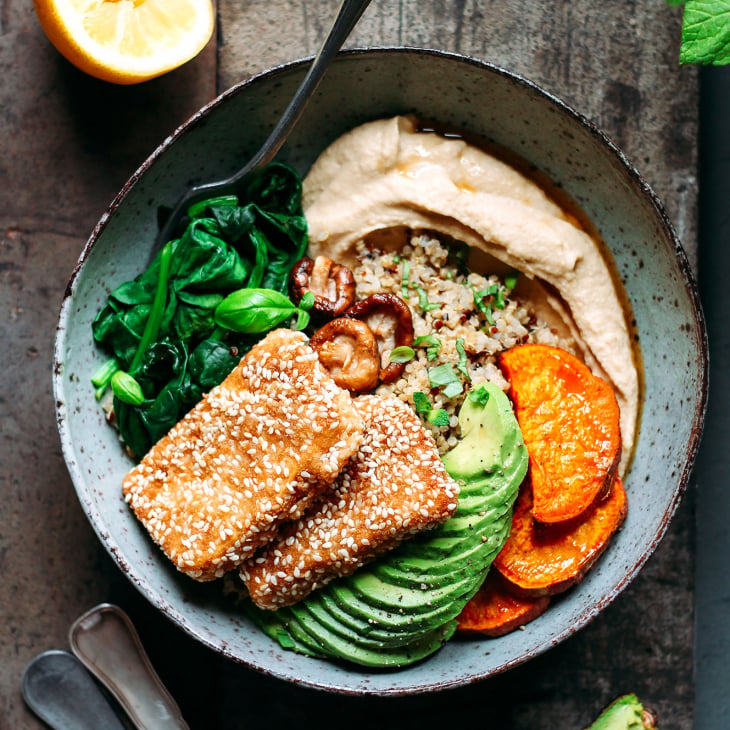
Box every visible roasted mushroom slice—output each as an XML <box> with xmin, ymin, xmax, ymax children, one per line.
<box><xmin>345</xmin><ymin>293</ymin><xmax>415</xmax><ymax>383</ymax></box>
<box><xmin>290</xmin><ymin>255</ymin><xmax>356</xmax><ymax>318</ymax></box>
<box><xmin>310</xmin><ymin>318</ymin><xmax>380</xmax><ymax>392</ymax></box>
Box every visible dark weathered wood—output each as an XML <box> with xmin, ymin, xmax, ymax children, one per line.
<box><xmin>0</xmin><ymin>1</ymin><xmax>696</xmax><ymax>728</ymax></box>
<box><xmin>0</xmin><ymin>16</ymin><xmax>217</xmax><ymax>729</ymax></box>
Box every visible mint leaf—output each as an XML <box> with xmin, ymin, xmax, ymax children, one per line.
<box><xmin>676</xmin><ymin>0</ymin><xmax>730</xmax><ymax>65</ymax></box>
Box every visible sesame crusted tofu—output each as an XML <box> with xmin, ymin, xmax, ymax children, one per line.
<box><xmin>241</xmin><ymin>393</ymin><xmax>460</xmax><ymax>608</ymax></box>
<box><xmin>122</xmin><ymin>328</ymin><xmax>365</xmax><ymax>581</ymax></box>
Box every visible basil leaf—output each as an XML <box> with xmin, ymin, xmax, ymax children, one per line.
<box><xmin>294</xmin><ymin>308</ymin><xmax>310</xmax><ymax>331</ymax></box>
<box><xmin>299</xmin><ymin>290</ymin><xmax>315</xmax><ymax>311</ymax></box>
<box><xmin>214</xmin><ymin>288</ymin><xmax>298</xmax><ymax>334</ymax></box>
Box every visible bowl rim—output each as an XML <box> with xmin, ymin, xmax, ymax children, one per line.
<box><xmin>53</xmin><ymin>46</ymin><xmax>709</xmax><ymax>695</ymax></box>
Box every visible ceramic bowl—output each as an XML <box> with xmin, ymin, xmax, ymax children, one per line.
<box><xmin>53</xmin><ymin>48</ymin><xmax>707</xmax><ymax>694</ymax></box>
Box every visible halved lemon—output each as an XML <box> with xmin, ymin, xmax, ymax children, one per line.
<box><xmin>34</xmin><ymin>0</ymin><xmax>215</xmax><ymax>84</ymax></box>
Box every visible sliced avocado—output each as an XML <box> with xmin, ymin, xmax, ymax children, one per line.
<box><xmin>587</xmin><ymin>694</ymin><xmax>657</xmax><ymax>730</ymax></box>
<box><xmin>246</xmin><ymin>382</ymin><xmax>528</xmax><ymax>668</ymax></box>
<box><xmin>325</xmin><ymin>582</ymin><xmax>461</xmax><ymax>636</ymax></box>
<box><xmin>347</xmin><ymin>571</ymin><xmax>472</xmax><ymax>612</ymax></box>
<box><xmin>441</xmin><ymin>382</ymin><xmax>525</xmax><ymax>480</ymax></box>
<box><xmin>290</xmin><ymin>599</ymin><xmax>398</xmax><ymax>650</ymax></box>
<box><xmin>287</xmin><ymin>601</ymin><xmax>459</xmax><ymax>668</ymax></box>
<box><xmin>242</xmin><ymin>603</ymin><xmax>324</xmax><ymax>658</ymax></box>
<box><xmin>299</xmin><ymin>592</ymin><xmax>459</xmax><ymax>649</ymax></box>
<box><xmin>316</xmin><ymin>589</ymin><xmax>447</xmax><ymax>644</ymax></box>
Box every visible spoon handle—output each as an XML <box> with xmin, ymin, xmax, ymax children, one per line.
<box><xmin>69</xmin><ymin>604</ymin><xmax>189</xmax><ymax>730</ymax></box>
<box><xmin>22</xmin><ymin>650</ymin><xmax>127</xmax><ymax>730</ymax></box>
<box><xmin>153</xmin><ymin>0</ymin><xmax>373</xmax><ymax>250</ymax></box>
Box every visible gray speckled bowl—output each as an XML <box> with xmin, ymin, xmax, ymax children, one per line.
<box><xmin>53</xmin><ymin>49</ymin><xmax>707</xmax><ymax>694</ymax></box>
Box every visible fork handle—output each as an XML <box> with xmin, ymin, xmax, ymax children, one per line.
<box><xmin>154</xmin><ymin>0</ymin><xmax>373</xmax><ymax>250</ymax></box>
<box><xmin>225</xmin><ymin>0</ymin><xmax>373</xmax><ymax>188</ymax></box>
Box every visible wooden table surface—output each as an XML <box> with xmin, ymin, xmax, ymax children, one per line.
<box><xmin>0</xmin><ymin>2</ymin><xmax>699</xmax><ymax>728</ymax></box>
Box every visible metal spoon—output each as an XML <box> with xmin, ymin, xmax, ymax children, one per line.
<box><xmin>68</xmin><ymin>603</ymin><xmax>189</xmax><ymax>730</ymax></box>
<box><xmin>153</xmin><ymin>0</ymin><xmax>373</xmax><ymax>251</ymax></box>
<box><xmin>22</xmin><ymin>650</ymin><xmax>127</xmax><ymax>730</ymax></box>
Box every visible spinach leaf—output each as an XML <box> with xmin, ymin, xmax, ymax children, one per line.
<box><xmin>91</xmin><ymin>162</ymin><xmax>308</xmax><ymax>459</ymax></box>
<box><xmin>188</xmin><ymin>339</ymin><xmax>242</xmax><ymax>391</ymax></box>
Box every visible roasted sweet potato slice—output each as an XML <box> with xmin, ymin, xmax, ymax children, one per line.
<box><xmin>498</xmin><ymin>344</ymin><xmax>621</xmax><ymax>524</ymax></box>
<box><xmin>456</xmin><ymin>571</ymin><xmax>550</xmax><ymax>637</ymax></box>
<box><xmin>494</xmin><ymin>478</ymin><xmax>628</xmax><ymax>596</ymax></box>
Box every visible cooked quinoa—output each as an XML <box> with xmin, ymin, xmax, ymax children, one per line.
<box><xmin>355</xmin><ymin>234</ymin><xmax>568</xmax><ymax>453</ymax></box>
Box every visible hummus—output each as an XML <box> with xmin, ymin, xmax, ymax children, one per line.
<box><xmin>303</xmin><ymin>115</ymin><xmax>640</xmax><ymax>472</ymax></box>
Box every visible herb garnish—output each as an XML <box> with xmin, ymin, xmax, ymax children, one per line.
<box><xmin>413</xmin><ymin>334</ymin><xmax>442</xmax><ymax>361</ymax></box>
<box><xmin>214</xmin><ymin>289</ymin><xmax>310</xmax><ymax>334</ymax></box>
<box><xmin>400</xmin><ymin>260</ymin><xmax>411</xmax><ymax>299</ymax></box>
<box><xmin>413</xmin><ymin>391</ymin><xmax>450</xmax><ymax>427</ymax></box>
<box><xmin>455</xmin><ymin>337</ymin><xmax>471</xmax><ymax>381</ymax></box>
<box><xmin>414</xmin><ymin>283</ymin><xmax>442</xmax><ymax>313</ymax></box>
<box><xmin>110</xmin><ymin>371</ymin><xmax>145</xmax><ymax>406</ymax></box>
<box><xmin>388</xmin><ymin>345</ymin><xmax>416</xmax><ymax>363</ymax></box>
<box><xmin>468</xmin><ymin>383</ymin><xmax>491</xmax><ymax>406</ymax></box>
<box><xmin>428</xmin><ymin>363</ymin><xmax>464</xmax><ymax>398</ymax></box>
<box><xmin>469</xmin><ymin>281</ymin><xmax>509</xmax><ymax>328</ymax></box>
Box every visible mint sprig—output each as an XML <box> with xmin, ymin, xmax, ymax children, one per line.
<box><xmin>672</xmin><ymin>0</ymin><xmax>730</xmax><ymax>65</ymax></box>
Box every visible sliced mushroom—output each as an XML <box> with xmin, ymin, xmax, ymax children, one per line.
<box><xmin>344</xmin><ymin>293</ymin><xmax>415</xmax><ymax>384</ymax></box>
<box><xmin>310</xmin><ymin>318</ymin><xmax>380</xmax><ymax>392</ymax></box>
<box><xmin>290</xmin><ymin>255</ymin><xmax>356</xmax><ymax>318</ymax></box>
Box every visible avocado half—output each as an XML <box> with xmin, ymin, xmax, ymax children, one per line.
<box><xmin>244</xmin><ymin>382</ymin><xmax>529</xmax><ymax>668</ymax></box>
<box><xmin>587</xmin><ymin>694</ymin><xmax>658</xmax><ymax>730</ymax></box>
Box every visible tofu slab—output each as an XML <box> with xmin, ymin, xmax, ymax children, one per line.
<box><xmin>123</xmin><ymin>329</ymin><xmax>364</xmax><ymax>581</ymax></box>
<box><xmin>241</xmin><ymin>394</ymin><xmax>460</xmax><ymax>608</ymax></box>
